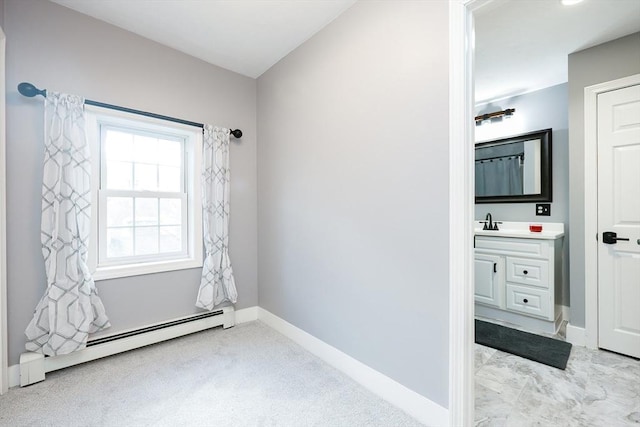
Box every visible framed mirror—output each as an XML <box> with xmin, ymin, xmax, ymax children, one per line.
<box><xmin>475</xmin><ymin>128</ymin><xmax>552</xmax><ymax>203</ymax></box>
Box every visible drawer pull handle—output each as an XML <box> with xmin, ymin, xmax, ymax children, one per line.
<box><xmin>523</xmin><ymin>270</ymin><xmax>528</xmax><ymax>275</ymax></box>
<box><xmin>494</xmin><ymin>263</ymin><xmax>497</xmax><ymax>273</ymax></box>
<box><xmin>523</xmin><ymin>299</ymin><xmax>529</xmax><ymax>304</ymax></box>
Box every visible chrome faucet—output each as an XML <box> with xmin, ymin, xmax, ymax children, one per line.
<box><xmin>482</xmin><ymin>213</ymin><xmax>501</xmax><ymax>231</ymax></box>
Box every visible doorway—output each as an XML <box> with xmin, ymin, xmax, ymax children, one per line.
<box><xmin>457</xmin><ymin>1</ymin><xmax>640</xmax><ymax>424</ymax></box>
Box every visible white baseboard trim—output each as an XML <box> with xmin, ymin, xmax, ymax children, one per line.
<box><xmin>234</xmin><ymin>306</ymin><xmax>258</xmax><ymax>324</ymax></box>
<box><xmin>257</xmin><ymin>307</ymin><xmax>449</xmax><ymax>427</ymax></box>
<box><xmin>8</xmin><ymin>364</ymin><xmax>19</xmax><ymax>388</ymax></box>
<box><xmin>566</xmin><ymin>323</ymin><xmax>586</xmax><ymax>347</ymax></box>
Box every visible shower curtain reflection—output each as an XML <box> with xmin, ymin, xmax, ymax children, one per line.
<box><xmin>475</xmin><ymin>155</ymin><xmax>523</xmax><ymax>197</ymax></box>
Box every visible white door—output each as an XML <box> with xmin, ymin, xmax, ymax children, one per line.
<box><xmin>474</xmin><ymin>253</ymin><xmax>503</xmax><ymax>308</ymax></box>
<box><xmin>597</xmin><ymin>84</ymin><xmax>640</xmax><ymax>359</ymax></box>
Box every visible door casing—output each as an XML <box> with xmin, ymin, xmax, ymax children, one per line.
<box><xmin>448</xmin><ymin>0</ymin><xmax>493</xmax><ymax>425</ymax></box>
<box><xmin>0</xmin><ymin>23</ymin><xmax>8</xmax><ymax>395</ymax></box>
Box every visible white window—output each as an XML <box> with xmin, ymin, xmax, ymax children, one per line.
<box><xmin>86</xmin><ymin>107</ymin><xmax>202</xmax><ymax>280</ymax></box>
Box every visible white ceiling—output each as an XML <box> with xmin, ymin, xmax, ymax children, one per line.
<box><xmin>475</xmin><ymin>0</ymin><xmax>640</xmax><ymax>104</ymax></box>
<box><xmin>50</xmin><ymin>0</ymin><xmax>357</xmax><ymax>78</ymax></box>
<box><xmin>51</xmin><ymin>0</ymin><xmax>639</xmax><ymax>100</ymax></box>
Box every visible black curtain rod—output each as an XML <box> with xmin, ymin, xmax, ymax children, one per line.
<box><xmin>17</xmin><ymin>82</ymin><xmax>242</xmax><ymax>139</ymax></box>
<box><xmin>475</xmin><ymin>152</ymin><xmax>524</xmax><ymax>163</ymax></box>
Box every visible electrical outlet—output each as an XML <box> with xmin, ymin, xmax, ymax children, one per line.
<box><xmin>536</xmin><ymin>203</ymin><xmax>551</xmax><ymax>216</ymax></box>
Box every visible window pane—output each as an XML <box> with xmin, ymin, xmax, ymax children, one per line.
<box><xmin>107</xmin><ymin>197</ymin><xmax>133</xmax><ymax>226</ymax></box>
<box><xmin>159</xmin><ymin>198</ymin><xmax>181</xmax><ymax>225</ymax></box>
<box><xmin>160</xmin><ymin>226</ymin><xmax>181</xmax><ymax>253</ymax></box>
<box><xmin>135</xmin><ymin>198</ymin><xmax>158</xmax><ymax>226</ymax></box>
<box><xmin>158</xmin><ymin>139</ymin><xmax>182</xmax><ymax>166</ymax></box>
<box><xmin>158</xmin><ymin>165</ymin><xmax>181</xmax><ymax>192</ymax></box>
<box><xmin>107</xmin><ymin>227</ymin><xmax>133</xmax><ymax>258</ymax></box>
<box><xmin>134</xmin><ymin>164</ymin><xmax>158</xmax><ymax>191</ymax></box>
<box><xmin>135</xmin><ymin>227</ymin><xmax>158</xmax><ymax>255</ymax></box>
<box><xmin>106</xmin><ymin>161</ymin><xmax>133</xmax><ymax>190</ymax></box>
<box><xmin>133</xmin><ymin>134</ymin><xmax>158</xmax><ymax>163</ymax></box>
<box><xmin>104</xmin><ymin>130</ymin><xmax>133</xmax><ymax>162</ymax></box>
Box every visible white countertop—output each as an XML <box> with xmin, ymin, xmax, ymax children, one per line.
<box><xmin>474</xmin><ymin>221</ymin><xmax>564</xmax><ymax>240</ymax></box>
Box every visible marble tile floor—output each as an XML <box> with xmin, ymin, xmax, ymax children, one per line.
<box><xmin>475</xmin><ymin>340</ymin><xmax>640</xmax><ymax>426</ymax></box>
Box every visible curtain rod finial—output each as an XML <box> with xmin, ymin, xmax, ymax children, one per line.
<box><xmin>18</xmin><ymin>82</ymin><xmax>47</xmax><ymax>98</ymax></box>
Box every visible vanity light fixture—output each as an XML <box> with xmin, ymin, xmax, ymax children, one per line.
<box><xmin>474</xmin><ymin>108</ymin><xmax>515</xmax><ymax>126</ymax></box>
<box><xmin>561</xmin><ymin>0</ymin><xmax>584</xmax><ymax>5</ymax></box>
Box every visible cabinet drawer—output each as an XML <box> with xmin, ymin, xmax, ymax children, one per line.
<box><xmin>506</xmin><ymin>284</ymin><xmax>552</xmax><ymax>319</ymax></box>
<box><xmin>475</xmin><ymin>237</ymin><xmax>548</xmax><ymax>258</ymax></box>
<box><xmin>506</xmin><ymin>257</ymin><xmax>549</xmax><ymax>288</ymax></box>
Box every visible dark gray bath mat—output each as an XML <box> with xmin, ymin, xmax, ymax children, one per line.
<box><xmin>475</xmin><ymin>319</ymin><xmax>572</xmax><ymax>369</ymax></box>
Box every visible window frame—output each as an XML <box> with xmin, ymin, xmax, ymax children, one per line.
<box><xmin>86</xmin><ymin>106</ymin><xmax>203</xmax><ymax>281</ymax></box>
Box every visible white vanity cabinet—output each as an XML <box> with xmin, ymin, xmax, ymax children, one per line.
<box><xmin>474</xmin><ymin>222</ymin><xmax>564</xmax><ymax>334</ymax></box>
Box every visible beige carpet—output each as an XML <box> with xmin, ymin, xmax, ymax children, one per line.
<box><xmin>0</xmin><ymin>321</ymin><xmax>423</xmax><ymax>426</ymax></box>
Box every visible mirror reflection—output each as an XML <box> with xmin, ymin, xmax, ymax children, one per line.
<box><xmin>475</xmin><ymin>129</ymin><xmax>552</xmax><ymax>204</ymax></box>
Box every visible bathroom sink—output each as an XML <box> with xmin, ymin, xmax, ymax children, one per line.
<box><xmin>474</xmin><ymin>221</ymin><xmax>564</xmax><ymax>239</ymax></box>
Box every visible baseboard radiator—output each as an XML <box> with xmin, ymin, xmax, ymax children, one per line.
<box><xmin>19</xmin><ymin>306</ymin><xmax>235</xmax><ymax>387</ymax></box>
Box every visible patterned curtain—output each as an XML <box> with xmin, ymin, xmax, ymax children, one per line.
<box><xmin>196</xmin><ymin>125</ymin><xmax>238</xmax><ymax>310</ymax></box>
<box><xmin>25</xmin><ymin>92</ymin><xmax>110</xmax><ymax>355</ymax></box>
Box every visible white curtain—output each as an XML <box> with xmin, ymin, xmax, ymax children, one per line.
<box><xmin>25</xmin><ymin>92</ymin><xmax>110</xmax><ymax>355</ymax></box>
<box><xmin>196</xmin><ymin>125</ymin><xmax>238</xmax><ymax>310</ymax></box>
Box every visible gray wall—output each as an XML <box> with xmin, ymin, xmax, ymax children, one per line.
<box><xmin>4</xmin><ymin>0</ymin><xmax>257</xmax><ymax>365</ymax></box>
<box><xmin>568</xmin><ymin>32</ymin><xmax>640</xmax><ymax>327</ymax></box>
<box><xmin>257</xmin><ymin>1</ymin><xmax>450</xmax><ymax>407</ymax></box>
<box><xmin>474</xmin><ymin>83</ymin><xmax>570</xmax><ymax>306</ymax></box>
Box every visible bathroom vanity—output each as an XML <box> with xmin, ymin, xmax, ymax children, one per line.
<box><xmin>474</xmin><ymin>221</ymin><xmax>564</xmax><ymax>334</ymax></box>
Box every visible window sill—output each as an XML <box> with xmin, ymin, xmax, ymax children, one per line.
<box><xmin>92</xmin><ymin>258</ymin><xmax>202</xmax><ymax>281</ymax></box>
